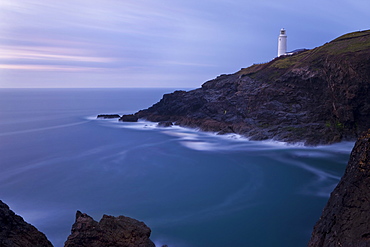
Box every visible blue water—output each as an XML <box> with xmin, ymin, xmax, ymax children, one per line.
<box><xmin>0</xmin><ymin>88</ymin><xmax>353</xmax><ymax>247</ymax></box>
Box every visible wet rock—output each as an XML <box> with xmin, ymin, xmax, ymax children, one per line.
<box><xmin>119</xmin><ymin>114</ymin><xmax>138</xmax><ymax>122</ymax></box>
<box><xmin>64</xmin><ymin>211</ymin><xmax>155</xmax><ymax>247</ymax></box>
<box><xmin>158</xmin><ymin>121</ymin><xmax>173</xmax><ymax>127</ymax></box>
<box><xmin>0</xmin><ymin>200</ymin><xmax>53</xmax><ymax>247</ymax></box>
<box><xmin>308</xmin><ymin>129</ymin><xmax>370</xmax><ymax>246</ymax></box>
<box><xmin>97</xmin><ymin>114</ymin><xmax>121</xmax><ymax>119</ymax></box>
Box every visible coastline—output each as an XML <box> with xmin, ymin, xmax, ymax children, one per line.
<box><xmin>119</xmin><ymin>30</ymin><xmax>370</xmax><ymax>146</ymax></box>
<box><xmin>96</xmin><ymin>116</ymin><xmax>355</xmax><ymax>152</ymax></box>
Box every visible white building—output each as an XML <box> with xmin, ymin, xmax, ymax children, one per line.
<box><xmin>277</xmin><ymin>28</ymin><xmax>287</xmax><ymax>57</ymax></box>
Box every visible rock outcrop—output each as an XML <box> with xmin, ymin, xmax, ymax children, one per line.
<box><xmin>0</xmin><ymin>200</ymin><xmax>53</xmax><ymax>247</ymax></box>
<box><xmin>308</xmin><ymin>128</ymin><xmax>370</xmax><ymax>246</ymax></box>
<box><xmin>97</xmin><ymin>114</ymin><xmax>121</xmax><ymax>119</ymax></box>
<box><xmin>119</xmin><ymin>114</ymin><xmax>139</xmax><ymax>122</ymax></box>
<box><xmin>64</xmin><ymin>211</ymin><xmax>155</xmax><ymax>247</ymax></box>
<box><xmin>157</xmin><ymin>121</ymin><xmax>173</xmax><ymax>127</ymax></box>
<box><xmin>133</xmin><ymin>30</ymin><xmax>370</xmax><ymax>145</ymax></box>
<box><xmin>0</xmin><ymin>200</ymin><xmax>157</xmax><ymax>247</ymax></box>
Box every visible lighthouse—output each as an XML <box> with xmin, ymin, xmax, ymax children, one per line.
<box><xmin>277</xmin><ymin>28</ymin><xmax>287</xmax><ymax>57</ymax></box>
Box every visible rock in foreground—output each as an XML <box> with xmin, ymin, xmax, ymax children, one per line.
<box><xmin>64</xmin><ymin>211</ymin><xmax>155</xmax><ymax>247</ymax></box>
<box><xmin>0</xmin><ymin>200</ymin><xmax>53</xmax><ymax>247</ymax></box>
<box><xmin>308</xmin><ymin>129</ymin><xmax>370</xmax><ymax>246</ymax></box>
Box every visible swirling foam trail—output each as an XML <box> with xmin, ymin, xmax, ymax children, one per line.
<box><xmin>0</xmin><ymin>121</ymin><xmax>88</xmax><ymax>137</ymax></box>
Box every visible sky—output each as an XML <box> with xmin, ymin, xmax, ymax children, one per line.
<box><xmin>0</xmin><ymin>0</ymin><xmax>369</xmax><ymax>88</ymax></box>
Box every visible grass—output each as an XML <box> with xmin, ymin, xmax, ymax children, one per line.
<box><xmin>318</xmin><ymin>30</ymin><xmax>370</xmax><ymax>55</ymax></box>
<box><xmin>235</xmin><ymin>29</ymin><xmax>370</xmax><ymax>82</ymax></box>
<box><xmin>264</xmin><ymin>30</ymin><xmax>370</xmax><ymax>70</ymax></box>
<box><xmin>331</xmin><ymin>30</ymin><xmax>370</xmax><ymax>42</ymax></box>
<box><xmin>238</xmin><ymin>63</ymin><xmax>269</xmax><ymax>76</ymax></box>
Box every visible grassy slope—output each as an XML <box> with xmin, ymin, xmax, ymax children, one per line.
<box><xmin>237</xmin><ymin>29</ymin><xmax>370</xmax><ymax>81</ymax></box>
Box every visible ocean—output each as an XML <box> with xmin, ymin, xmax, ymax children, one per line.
<box><xmin>0</xmin><ymin>88</ymin><xmax>353</xmax><ymax>247</ymax></box>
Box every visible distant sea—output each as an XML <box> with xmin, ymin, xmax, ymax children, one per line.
<box><xmin>0</xmin><ymin>88</ymin><xmax>354</xmax><ymax>247</ymax></box>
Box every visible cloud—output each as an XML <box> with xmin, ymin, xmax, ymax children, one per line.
<box><xmin>1</xmin><ymin>0</ymin><xmax>370</xmax><ymax>88</ymax></box>
<box><xmin>1</xmin><ymin>45</ymin><xmax>115</xmax><ymax>63</ymax></box>
<box><xmin>0</xmin><ymin>64</ymin><xmax>104</xmax><ymax>72</ymax></box>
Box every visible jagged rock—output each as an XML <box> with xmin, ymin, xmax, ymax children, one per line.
<box><xmin>158</xmin><ymin>121</ymin><xmax>173</xmax><ymax>127</ymax></box>
<box><xmin>308</xmin><ymin>129</ymin><xmax>370</xmax><ymax>246</ymax></box>
<box><xmin>97</xmin><ymin>114</ymin><xmax>121</xmax><ymax>119</ymax></box>
<box><xmin>119</xmin><ymin>114</ymin><xmax>138</xmax><ymax>122</ymax></box>
<box><xmin>134</xmin><ymin>30</ymin><xmax>370</xmax><ymax>145</ymax></box>
<box><xmin>64</xmin><ymin>211</ymin><xmax>155</xmax><ymax>247</ymax></box>
<box><xmin>0</xmin><ymin>200</ymin><xmax>53</xmax><ymax>247</ymax></box>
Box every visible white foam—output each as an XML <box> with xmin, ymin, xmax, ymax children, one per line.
<box><xmin>96</xmin><ymin>119</ymin><xmax>158</xmax><ymax>130</ymax></box>
<box><xmin>179</xmin><ymin>141</ymin><xmax>217</xmax><ymax>151</ymax></box>
<box><xmin>163</xmin><ymin>131</ymin><xmax>199</xmax><ymax>140</ymax></box>
<box><xmin>260</xmin><ymin>139</ymin><xmax>306</xmax><ymax>147</ymax></box>
<box><xmin>94</xmin><ymin>117</ymin><xmax>355</xmax><ymax>154</ymax></box>
<box><xmin>316</xmin><ymin>141</ymin><xmax>355</xmax><ymax>153</ymax></box>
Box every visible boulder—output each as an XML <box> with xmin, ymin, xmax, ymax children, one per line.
<box><xmin>119</xmin><ymin>114</ymin><xmax>139</xmax><ymax>122</ymax></box>
<box><xmin>97</xmin><ymin>114</ymin><xmax>121</xmax><ymax>119</ymax></box>
<box><xmin>158</xmin><ymin>121</ymin><xmax>173</xmax><ymax>127</ymax></box>
<box><xmin>64</xmin><ymin>211</ymin><xmax>155</xmax><ymax>247</ymax></box>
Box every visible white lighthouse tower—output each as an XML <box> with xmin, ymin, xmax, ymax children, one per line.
<box><xmin>277</xmin><ymin>28</ymin><xmax>287</xmax><ymax>57</ymax></box>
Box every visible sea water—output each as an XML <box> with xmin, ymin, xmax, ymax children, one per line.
<box><xmin>0</xmin><ymin>88</ymin><xmax>353</xmax><ymax>247</ymax></box>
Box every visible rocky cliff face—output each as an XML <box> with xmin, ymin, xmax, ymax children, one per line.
<box><xmin>0</xmin><ymin>200</ymin><xmax>53</xmax><ymax>247</ymax></box>
<box><xmin>64</xmin><ymin>211</ymin><xmax>155</xmax><ymax>247</ymax></box>
<box><xmin>308</xmin><ymin>128</ymin><xmax>370</xmax><ymax>246</ymax></box>
<box><xmin>134</xmin><ymin>30</ymin><xmax>370</xmax><ymax>145</ymax></box>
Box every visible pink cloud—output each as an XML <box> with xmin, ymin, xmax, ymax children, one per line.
<box><xmin>0</xmin><ymin>64</ymin><xmax>105</xmax><ymax>71</ymax></box>
<box><xmin>1</xmin><ymin>45</ymin><xmax>115</xmax><ymax>63</ymax></box>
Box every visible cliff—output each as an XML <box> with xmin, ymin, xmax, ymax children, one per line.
<box><xmin>133</xmin><ymin>30</ymin><xmax>370</xmax><ymax>145</ymax></box>
<box><xmin>0</xmin><ymin>200</ymin><xmax>53</xmax><ymax>247</ymax></box>
<box><xmin>308</xmin><ymin>128</ymin><xmax>370</xmax><ymax>246</ymax></box>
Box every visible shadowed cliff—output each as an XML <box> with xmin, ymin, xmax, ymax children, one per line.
<box><xmin>0</xmin><ymin>200</ymin><xmax>53</xmax><ymax>247</ymax></box>
<box><xmin>308</xmin><ymin>128</ymin><xmax>370</xmax><ymax>246</ymax></box>
<box><xmin>133</xmin><ymin>30</ymin><xmax>370</xmax><ymax>145</ymax></box>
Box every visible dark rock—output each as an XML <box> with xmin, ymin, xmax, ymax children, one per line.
<box><xmin>158</xmin><ymin>121</ymin><xmax>173</xmax><ymax>127</ymax></box>
<box><xmin>119</xmin><ymin>114</ymin><xmax>139</xmax><ymax>122</ymax></box>
<box><xmin>135</xmin><ymin>30</ymin><xmax>370</xmax><ymax>145</ymax></box>
<box><xmin>0</xmin><ymin>200</ymin><xmax>53</xmax><ymax>247</ymax></box>
<box><xmin>308</xmin><ymin>128</ymin><xmax>370</xmax><ymax>246</ymax></box>
<box><xmin>64</xmin><ymin>211</ymin><xmax>155</xmax><ymax>247</ymax></box>
<box><xmin>0</xmin><ymin>201</ymin><xmax>158</xmax><ymax>247</ymax></box>
<box><xmin>97</xmin><ymin>114</ymin><xmax>121</xmax><ymax>119</ymax></box>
